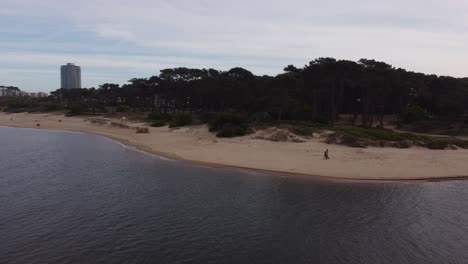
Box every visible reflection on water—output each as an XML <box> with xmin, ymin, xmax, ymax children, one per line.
<box><xmin>0</xmin><ymin>126</ymin><xmax>467</xmax><ymax>264</ymax></box>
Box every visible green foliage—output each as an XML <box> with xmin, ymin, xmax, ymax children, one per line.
<box><xmin>4</xmin><ymin>108</ymin><xmax>26</xmax><ymax>113</ymax></box>
<box><xmin>326</xmin><ymin>132</ymin><xmax>369</xmax><ymax>148</ymax></box>
<box><xmin>67</xmin><ymin>103</ymin><xmax>88</xmax><ymax>116</ymax></box>
<box><xmin>116</xmin><ymin>105</ymin><xmax>130</xmax><ymax>112</ymax></box>
<box><xmin>333</xmin><ymin>126</ymin><xmax>468</xmax><ymax>149</ymax></box>
<box><xmin>288</xmin><ymin>126</ymin><xmax>319</xmax><ymax>137</ymax></box>
<box><xmin>288</xmin><ymin>108</ymin><xmax>315</xmax><ymax>121</ymax></box>
<box><xmin>150</xmin><ymin>120</ymin><xmax>167</xmax><ymax>127</ymax></box>
<box><xmin>312</xmin><ymin>116</ymin><xmax>329</xmax><ymax>125</ymax></box>
<box><xmin>426</xmin><ymin>139</ymin><xmax>468</xmax><ymax>150</ymax></box>
<box><xmin>401</xmin><ymin>105</ymin><xmax>430</xmax><ymax>124</ymax></box>
<box><xmin>1</xmin><ymin>98</ymin><xmax>63</xmax><ymax>113</ymax></box>
<box><xmin>336</xmin><ymin>126</ymin><xmax>429</xmax><ymax>142</ymax></box>
<box><xmin>95</xmin><ymin>104</ymin><xmax>108</xmax><ymax>113</ymax></box>
<box><xmin>208</xmin><ymin>112</ymin><xmax>249</xmax><ymax>131</ymax></box>
<box><xmin>39</xmin><ymin>102</ymin><xmax>63</xmax><ymax>112</ymax></box>
<box><xmin>147</xmin><ymin>112</ymin><xmax>171</xmax><ymax>121</ymax></box>
<box><xmin>18</xmin><ymin>56</ymin><xmax>468</xmax><ymax>130</ymax></box>
<box><xmin>250</xmin><ymin>112</ymin><xmax>274</xmax><ymax>124</ymax></box>
<box><xmin>208</xmin><ymin>113</ymin><xmax>250</xmax><ymax>137</ymax></box>
<box><xmin>199</xmin><ymin>113</ymin><xmax>219</xmax><ymax>124</ymax></box>
<box><xmin>2</xmin><ymin>98</ymin><xmax>39</xmax><ymax>113</ymax></box>
<box><xmin>6</xmin><ymin>98</ymin><xmax>38</xmax><ymax>109</ymax></box>
<box><xmin>0</xmin><ymin>97</ymin><xmax>64</xmax><ymax>113</ymax></box>
<box><xmin>427</xmin><ymin>141</ymin><xmax>448</xmax><ymax>150</ymax></box>
<box><xmin>216</xmin><ymin>124</ymin><xmax>250</xmax><ymax>137</ymax></box>
<box><xmin>169</xmin><ymin>113</ymin><xmax>193</xmax><ymax>128</ymax></box>
<box><xmin>399</xmin><ymin>117</ymin><xmax>468</xmax><ymax>136</ymax></box>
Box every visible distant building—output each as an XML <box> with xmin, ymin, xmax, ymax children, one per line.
<box><xmin>25</xmin><ymin>92</ymin><xmax>48</xmax><ymax>98</ymax></box>
<box><xmin>0</xmin><ymin>86</ymin><xmax>48</xmax><ymax>98</ymax></box>
<box><xmin>37</xmin><ymin>92</ymin><xmax>48</xmax><ymax>98</ymax></box>
<box><xmin>60</xmin><ymin>63</ymin><xmax>81</xmax><ymax>89</ymax></box>
<box><xmin>0</xmin><ymin>86</ymin><xmax>22</xmax><ymax>97</ymax></box>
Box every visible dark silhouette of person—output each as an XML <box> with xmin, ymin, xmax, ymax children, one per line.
<box><xmin>324</xmin><ymin>149</ymin><xmax>330</xmax><ymax>160</ymax></box>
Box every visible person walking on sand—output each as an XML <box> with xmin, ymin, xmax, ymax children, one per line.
<box><xmin>324</xmin><ymin>149</ymin><xmax>330</xmax><ymax>160</ymax></box>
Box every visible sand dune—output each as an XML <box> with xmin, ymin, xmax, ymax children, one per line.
<box><xmin>1</xmin><ymin>112</ymin><xmax>467</xmax><ymax>181</ymax></box>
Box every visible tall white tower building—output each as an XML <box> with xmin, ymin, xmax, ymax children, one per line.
<box><xmin>60</xmin><ymin>63</ymin><xmax>81</xmax><ymax>89</ymax></box>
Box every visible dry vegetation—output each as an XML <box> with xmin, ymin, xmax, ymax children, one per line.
<box><xmin>135</xmin><ymin>127</ymin><xmax>150</xmax><ymax>133</ymax></box>
<box><xmin>110</xmin><ymin>122</ymin><xmax>131</xmax><ymax>129</ymax></box>
<box><xmin>87</xmin><ymin>118</ymin><xmax>108</xmax><ymax>125</ymax></box>
<box><xmin>255</xmin><ymin>128</ymin><xmax>306</xmax><ymax>143</ymax></box>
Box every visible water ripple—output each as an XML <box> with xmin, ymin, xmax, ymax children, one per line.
<box><xmin>1</xmin><ymin>126</ymin><xmax>467</xmax><ymax>264</ymax></box>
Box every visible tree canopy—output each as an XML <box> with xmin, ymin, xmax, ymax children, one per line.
<box><xmin>47</xmin><ymin>58</ymin><xmax>468</xmax><ymax>127</ymax></box>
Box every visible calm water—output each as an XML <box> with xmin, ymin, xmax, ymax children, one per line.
<box><xmin>0</xmin><ymin>126</ymin><xmax>467</xmax><ymax>264</ymax></box>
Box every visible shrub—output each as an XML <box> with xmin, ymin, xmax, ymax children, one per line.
<box><xmin>454</xmin><ymin>139</ymin><xmax>468</xmax><ymax>149</ymax></box>
<box><xmin>250</xmin><ymin>112</ymin><xmax>274</xmax><ymax>124</ymax></box>
<box><xmin>200</xmin><ymin>113</ymin><xmax>217</xmax><ymax>124</ymax></box>
<box><xmin>110</xmin><ymin>122</ymin><xmax>130</xmax><ymax>129</ymax></box>
<box><xmin>395</xmin><ymin>140</ymin><xmax>413</xmax><ymax>149</ymax></box>
<box><xmin>150</xmin><ymin>120</ymin><xmax>167</xmax><ymax>127</ymax></box>
<box><xmin>288</xmin><ymin>126</ymin><xmax>318</xmax><ymax>137</ymax></box>
<box><xmin>401</xmin><ymin>105</ymin><xmax>430</xmax><ymax>124</ymax></box>
<box><xmin>255</xmin><ymin>128</ymin><xmax>306</xmax><ymax>143</ymax></box>
<box><xmin>208</xmin><ymin>113</ymin><xmax>248</xmax><ymax>131</ymax></box>
<box><xmin>313</xmin><ymin>115</ymin><xmax>329</xmax><ymax>125</ymax></box>
<box><xmin>136</xmin><ymin>127</ymin><xmax>150</xmax><ymax>133</ymax></box>
<box><xmin>208</xmin><ymin>113</ymin><xmax>250</xmax><ymax>138</ymax></box>
<box><xmin>7</xmin><ymin>98</ymin><xmax>37</xmax><ymax>109</ymax></box>
<box><xmin>335</xmin><ymin>126</ymin><xmax>428</xmax><ymax>142</ymax></box>
<box><xmin>39</xmin><ymin>102</ymin><xmax>63</xmax><ymax>112</ymax></box>
<box><xmin>216</xmin><ymin>124</ymin><xmax>250</xmax><ymax>138</ymax></box>
<box><xmin>67</xmin><ymin>103</ymin><xmax>88</xmax><ymax>116</ymax></box>
<box><xmin>147</xmin><ymin>112</ymin><xmax>171</xmax><ymax>121</ymax></box>
<box><xmin>333</xmin><ymin>126</ymin><xmax>468</xmax><ymax>149</ymax></box>
<box><xmin>325</xmin><ymin>132</ymin><xmax>369</xmax><ymax>148</ymax></box>
<box><xmin>95</xmin><ymin>104</ymin><xmax>108</xmax><ymax>113</ymax></box>
<box><xmin>4</xmin><ymin>108</ymin><xmax>26</xmax><ymax>113</ymax></box>
<box><xmin>169</xmin><ymin>113</ymin><xmax>193</xmax><ymax>128</ymax></box>
<box><xmin>116</xmin><ymin>105</ymin><xmax>131</xmax><ymax>112</ymax></box>
<box><xmin>427</xmin><ymin>138</ymin><xmax>468</xmax><ymax>150</ymax></box>
<box><xmin>89</xmin><ymin>118</ymin><xmax>107</xmax><ymax>125</ymax></box>
<box><xmin>427</xmin><ymin>141</ymin><xmax>448</xmax><ymax>150</ymax></box>
<box><xmin>289</xmin><ymin>107</ymin><xmax>315</xmax><ymax>121</ymax></box>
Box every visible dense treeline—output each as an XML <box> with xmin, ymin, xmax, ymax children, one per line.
<box><xmin>29</xmin><ymin>58</ymin><xmax>468</xmax><ymax>127</ymax></box>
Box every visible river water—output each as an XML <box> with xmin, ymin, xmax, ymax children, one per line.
<box><xmin>0</xmin><ymin>126</ymin><xmax>467</xmax><ymax>264</ymax></box>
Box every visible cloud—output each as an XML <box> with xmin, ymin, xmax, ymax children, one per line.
<box><xmin>0</xmin><ymin>51</ymin><xmax>282</xmax><ymax>91</ymax></box>
<box><xmin>94</xmin><ymin>24</ymin><xmax>135</xmax><ymax>42</ymax></box>
<box><xmin>1</xmin><ymin>0</ymin><xmax>468</xmax><ymax>92</ymax></box>
<box><xmin>0</xmin><ymin>51</ymin><xmax>280</xmax><ymax>72</ymax></box>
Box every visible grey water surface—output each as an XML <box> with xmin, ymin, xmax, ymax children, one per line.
<box><xmin>0</xmin><ymin>126</ymin><xmax>467</xmax><ymax>264</ymax></box>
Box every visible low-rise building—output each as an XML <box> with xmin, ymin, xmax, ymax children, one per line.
<box><xmin>0</xmin><ymin>86</ymin><xmax>49</xmax><ymax>98</ymax></box>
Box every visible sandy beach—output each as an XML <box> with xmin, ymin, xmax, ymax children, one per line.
<box><xmin>1</xmin><ymin>112</ymin><xmax>467</xmax><ymax>181</ymax></box>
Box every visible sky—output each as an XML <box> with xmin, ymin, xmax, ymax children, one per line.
<box><xmin>1</xmin><ymin>0</ymin><xmax>468</xmax><ymax>92</ymax></box>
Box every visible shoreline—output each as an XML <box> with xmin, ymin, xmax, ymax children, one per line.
<box><xmin>4</xmin><ymin>124</ymin><xmax>468</xmax><ymax>183</ymax></box>
<box><xmin>1</xmin><ymin>112</ymin><xmax>468</xmax><ymax>182</ymax></box>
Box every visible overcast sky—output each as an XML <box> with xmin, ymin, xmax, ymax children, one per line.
<box><xmin>1</xmin><ymin>0</ymin><xmax>468</xmax><ymax>92</ymax></box>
